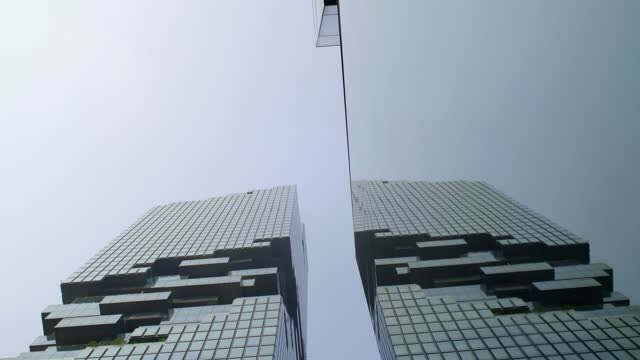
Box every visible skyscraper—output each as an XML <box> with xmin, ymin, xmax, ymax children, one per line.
<box><xmin>10</xmin><ymin>186</ymin><xmax>307</xmax><ymax>360</ymax></box>
<box><xmin>313</xmin><ymin>0</ymin><xmax>339</xmax><ymax>47</ymax></box>
<box><xmin>352</xmin><ymin>180</ymin><xmax>640</xmax><ymax>359</ymax></box>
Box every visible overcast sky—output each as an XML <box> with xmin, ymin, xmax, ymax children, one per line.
<box><xmin>341</xmin><ymin>0</ymin><xmax>640</xmax><ymax>304</ymax></box>
<box><xmin>0</xmin><ymin>1</ymin><xmax>379</xmax><ymax>358</ymax></box>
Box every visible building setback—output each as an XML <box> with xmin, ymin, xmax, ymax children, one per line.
<box><xmin>352</xmin><ymin>180</ymin><xmax>640</xmax><ymax>359</ymax></box>
<box><xmin>11</xmin><ymin>186</ymin><xmax>307</xmax><ymax>360</ymax></box>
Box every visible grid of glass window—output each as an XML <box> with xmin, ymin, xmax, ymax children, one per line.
<box><xmin>65</xmin><ymin>187</ymin><xmax>295</xmax><ymax>284</ymax></box>
<box><xmin>352</xmin><ymin>180</ymin><xmax>585</xmax><ymax>247</ymax></box>
<box><xmin>64</xmin><ymin>295</ymin><xmax>294</xmax><ymax>360</ymax></box>
<box><xmin>353</xmin><ymin>180</ymin><xmax>640</xmax><ymax>359</ymax></box>
<box><xmin>378</xmin><ymin>285</ymin><xmax>640</xmax><ymax>360</ymax></box>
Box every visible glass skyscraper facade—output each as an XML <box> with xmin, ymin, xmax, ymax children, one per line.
<box><xmin>312</xmin><ymin>0</ymin><xmax>339</xmax><ymax>47</ymax></box>
<box><xmin>352</xmin><ymin>180</ymin><xmax>640</xmax><ymax>359</ymax></box>
<box><xmin>9</xmin><ymin>186</ymin><xmax>307</xmax><ymax>360</ymax></box>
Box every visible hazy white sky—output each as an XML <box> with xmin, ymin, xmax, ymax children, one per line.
<box><xmin>0</xmin><ymin>1</ymin><xmax>379</xmax><ymax>358</ymax></box>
